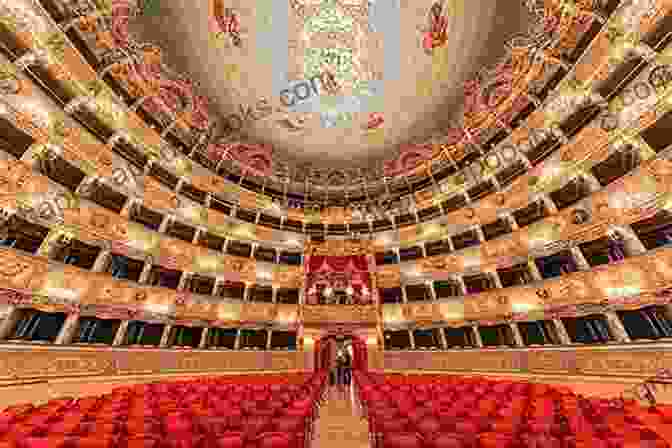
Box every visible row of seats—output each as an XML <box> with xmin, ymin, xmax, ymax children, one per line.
<box><xmin>353</xmin><ymin>371</ymin><xmax>672</xmax><ymax>448</ymax></box>
<box><xmin>0</xmin><ymin>371</ymin><xmax>328</xmax><ymax>448</ymax></box>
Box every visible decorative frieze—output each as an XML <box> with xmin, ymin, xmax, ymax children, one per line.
<box><xmin>379</xmin><ymin>344</ymin><xmax>672</xmax><ymax>378</ymax></box>
<box><xmin>0</xmin><ymin>345</ymin><xmax>307</xmax><ymax>381</ymax></box>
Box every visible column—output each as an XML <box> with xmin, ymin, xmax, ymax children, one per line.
<box><xmin>298</xmin><ymin>288</ymin><xmax>305</xmax><ymax>306</ymax></box>
<box><xmin>401</xmin><ymin>283</ymin><xmax>408</xmax><ymax>303</ymax></box>
<box><xmin>445</xmin><ymin>237</ymin><xmax>455</xmax><ymax>252</ymax></box>
<box><xmin>272</xmin><ymin>287</ymin><xmax>278</xmax><ymax>304</ymax></box>
<box><xmin>91</xmin><ymin>250</ymin><xmax>111</xmax><ymax>273</ymax></box>
<box><xmin>570</xmin><ymin>246</ymin><xmax>591</xmax><ymax>271</ymax></box>
<box><xmin>275</xmin><ymin>249</ymin><xmax>280</xmax><ymax>264</ymax></box>
<box><xmin>506</xmin><ymin>214</ymin><xmax>519</xmax><ymax>232</ymax></box>
<box><xmin>177</xmin><ymin>272</ymin><xmax>191</xmax><ymax>292</ymax></box>
<box><xmin>408</xmin><ymin>329</ymin><xmax>415</xmax><ymax>350</ymax></box>
<box><xmin>212</xmin><ymin>279</ymin><xmax>222</xmax><ymax>298</ymax></box>
<box><xmin>471</xmin><ymin>325</ymin><xmax>483</xmax><ymax>348</ymax></box>
<box><xmin>113</xmin><ymin>320</ymin><xmax>129</xmax><ymax>346</ymax></box>
<box><xmin>455</xmin><ymin>275</ymin><xmax>467</xmax><ymax>296</ymax></box>
<box><xmin>617</xmin><ymin>224</ymin><xmax>648</xmax><ymax>256</ymax></box>
<box><xmin>474</xmin><ymin>226</ymin><xmax>486</xmax><ymax>243</ymax></box>
<box><xmin>160</xmin><ymin>324</ymin><xmax>173</xmax><ymax>347</ymax></box>
<box><xmin>193</xmin><ymin>228</ymin><xmax>203</xmax><ymax>245</ymax></box>
<box><xmin>158</xmin><ymin>214</ymin><xmax>173</xmax><ymax>235</ymax></box>
<box><xmin>552</xmin><ymin>319</ymin><xmax>572</xmax><ymax>345</ymax></box>
<box><xmin>138</xmin><ymin>262</ymin><xmax>153</xmax><ymax>284</ymax></box>
<box><xmin>266</xmin><ymin>329</ymin><xmax>273</xmax><ymax>350</ymax></box>
<box><xmin>250</xmin><ymin>243</ymin><xmax>258</xmax><ymax>259</ymax></box>
<box><xmin>527</xmin><ymin>257</ymin><xmax>543</xmax><ymax>282</ymax></box>
<box><xmin>143</xmin><ymin>159</ymin><xmax>154</xmax><ymax>176</ymax></box>
<box><xmin>427</xmin><ymin>281</ymin><xmax>438</xmax><ymax>301</ymax></box>
<box><xmin>604</xmin><ymin>311</ymin><xmax>631</xmax><ymax>343</ymax></box>
<box><xmin>490</xmin><ymin>271</ymin><xmax>504</xmax><ymax>289</ymax></box>
<box><xmin>36</xmin><ymin>232</ymin><xmax>57</xmax><ymax>258</ymax></box>
<box><xmin>437</xmin><ymin>327</ymin><xmax>448</xmax><ymax>350</ymax></box>
<box><xmin>540</xmin><ymin>193</ymin><xmax>558</xmax><ymax>214</ymax></box>
<box><xmin>119</xmin><ymin>198</ymin><xmax>136</xmax><ymax>219</ymax></box>
<box><xmin>234</xmin><ymin>329</ymin><xmax>242</xmax><ymax>350</ymax></box>
<box><xmin>509</xmin><ymin>322</ymin><xmax>524</xmax><ymax>347</ymax></box>
<box><xmin>199</xmin><ymin>328</ymin><xmax>209</xmax><ymax>349</ymax></box>
<box><xmin>0</xmin><ymin>307</ymin><xmax>21</xmax><ymax>340</ymax></box>
<box><xmin>581</xmin><ymin>172</ymin><xmax>602</xmax><ymax>193</ymax></box>
<box><xmin>243</xmin><ymin>283</ymin><xmax>252</xmax><ymax>302</ymax></box>
<box><xmin>55</xmin><ymin>313</ymin><xmax>80</xmax><ymax>345</ymax></box>
<box><xmin>222</xmin><ymin>238</ymin><xmax>230</xmax><ymax>254</ymax></box>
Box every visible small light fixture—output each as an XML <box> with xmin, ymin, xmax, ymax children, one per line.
<box><xmin>346</xmin><ymin>286</ymin><xmax>354</xmax><ymax>296</ymax></box>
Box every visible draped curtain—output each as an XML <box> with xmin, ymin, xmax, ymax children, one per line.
<box><xmin>307</xmin><ymin>255</ymin><xmax>369</xmax><ymax>273</ymax></box>
<box><xmin>351</xmin><ymin>336</ymin><xmax>367</xmax><ymax>372</ymax></box>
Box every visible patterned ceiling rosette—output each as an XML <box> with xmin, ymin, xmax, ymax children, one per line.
<box><xmin>110</xmin><ymin>0</ymin><xmax>137</xmax><ymax>49</ymax></box>
<box><xmin>108</xmin><ymin>44</ymin><xmax>162</xmax><ymax>98</ymax></box>
<box><xmin>87</xmin><ymin>0</ymin><xmax>597</xmax><ymax>196</ymax></box>
<box><xmin>383</xmin><ymin>142</ymin><xmax>435</xmax><ymax>178</ymax></box>
<box><xmin>107</xmin><ymin>1</ymin><xmax>212</xmax><ymax>130</ymax></box>
<box><xmin>542</xmin><ymin>0</ymin><xmax>600</xmax><ymax>57</ymax></box>
<box><xmin>207</xmin><ymin>140</ymin><xmax>274</xmax><ymax>177</ymax></box>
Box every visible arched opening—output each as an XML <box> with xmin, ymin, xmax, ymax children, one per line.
<box><xmin>314</xmin><ymin>333</ymin><xmax>368</xmax><ymax>386</ymax></box>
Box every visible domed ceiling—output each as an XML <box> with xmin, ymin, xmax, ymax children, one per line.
<box><xmin>126</xmin><ymin>0</ymin><xmax>538</xmax><ymax>186</ymax></box>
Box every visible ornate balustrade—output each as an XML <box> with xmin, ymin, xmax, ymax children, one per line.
<box><xmin>371</xmin><ymin>342</ymin><xmax>672</xmax><ymax>380</ymax></box>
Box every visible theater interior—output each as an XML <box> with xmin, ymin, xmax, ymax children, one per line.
<box><xmin>2</xmin><ymin>0</ymin><xmax>672</xmax><ymax>447</ymax></box>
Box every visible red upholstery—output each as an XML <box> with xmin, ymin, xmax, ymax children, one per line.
<box><xmin>382</xmin><ymin>433</ymin><xmax>423</xmax><ymax>448</ymax></box>
<box><xmin>215</xmin><ymin>432</ymin><xmax>244</xmax><ymax>448</ymax></box>
<box><xmin>425</xmin><ymin>433</ymin><xmax>462</xmax><ymax>448</ymax></box>
<box><xmin>256</xmin><ymin>433</ymin><xmax>295</xmax><ymax>448</ymax></box>
<box><xmin>353</xmin><ymin>371</ymin><xmax>672</xmax><ymax>448</ymax></box>
<box><xmin>0</xmin><ymin>372</ymin><xmax>328</xmax><ymax>448</ymax></box>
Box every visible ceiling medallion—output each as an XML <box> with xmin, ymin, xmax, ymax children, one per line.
<box><xmin>118</xmin><ymin>0</ymin><xmax>571</xmax><ymax>197</ymax></box>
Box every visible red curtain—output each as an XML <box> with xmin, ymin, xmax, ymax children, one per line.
<box><xmin>306</xmin><ymin>255</ymin><xmax>370</xmax><ymax>273</ymax></box>
<box><xmin>314</xmin><ymin>339</ymin><xmax>321</xmax><ymax>372</ymax></box>
<box><xmin>351</xmin><ymin>255</ymin><xmax>369</xmax><ymax>272</ymax></box>
<box><xmin>308</xmin><ymin>256</ymin><xmax>325</xmax><ymax>272</ymax></box>
<box><xmin>351</xmin><ymin>336</ymin><xmax>368</xmax><ymax>372</ymax></box>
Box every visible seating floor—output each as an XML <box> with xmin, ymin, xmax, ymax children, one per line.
<box><xmin>312</xmin><ymin>385</ymin><xmax>370</xmax><ymax>448</ymax></box>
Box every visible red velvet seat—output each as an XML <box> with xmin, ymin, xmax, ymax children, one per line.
<box><xmin>256</xmin><ymin>433</ymin><xmax>296</xmax><ymax>448</ymax></box>
<box><xmin>215</xmin><ymin>432</ymin><xmax>244</xmax><ymax>448</ymax></box>
<box><xmin>241</xmin><ymin>417</ymin><xmax>272</xmax><ymax>438</ymax></box>
<box><xmin>415</xmin><ymin>417</ymin><xmax>441</xmax><ymax>439</ymax></box>
<box><xmin>382</xmin><ymin>433</ymin><xmax>423</xmax><ymax>448</ymax></box>
<box><xmin>425</xmin><ymin>433</ymin><xmax>462</xmax><ymax>448</ymax></box>
<box><xmin>125</xmin><ymin>437</ymin><xmax>161</xmax><ymax>448</ymax></box>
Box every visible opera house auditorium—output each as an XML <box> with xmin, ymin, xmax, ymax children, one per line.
<box><xmin>2</xmin><ymin>0</ymin><xmax>672</xmax><ymax>446</ymax></box>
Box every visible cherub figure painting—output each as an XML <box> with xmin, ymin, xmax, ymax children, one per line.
<box><xmin>212</xmin><ymin>1</ymin><xmax>245</xmax><ymax>48</ymax></box>
<box><xmin>420</xmin><ymin>1</ymin><xmax>449</xmax><ymax>55</ymax></box>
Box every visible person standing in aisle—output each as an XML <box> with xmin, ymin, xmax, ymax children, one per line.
<box><xmin>336</xmin><ymin>351</ymin><xmax>345</xmax><ymax>387</ymax></box>
<box><xmin>343</xmin><ymin>349</ymin><xmax>352</xmax><ymax>385</ymax></box>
